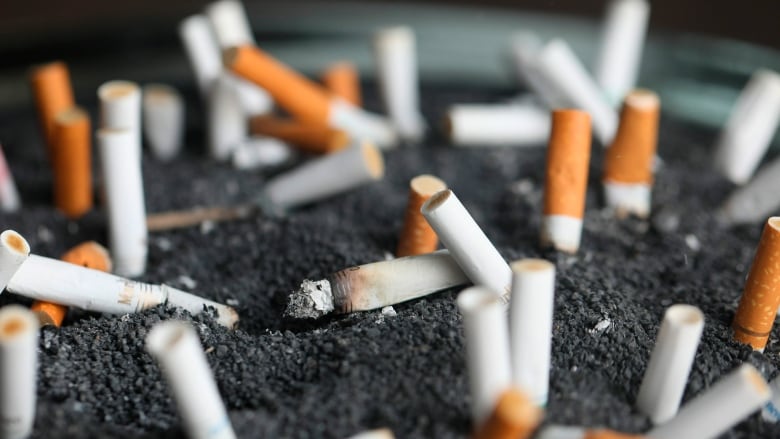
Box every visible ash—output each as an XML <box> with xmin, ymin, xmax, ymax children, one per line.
<box><xmin>284</xmin><ymin>279</ymin><xmax>335</xmax><ymax>319</ymax></box>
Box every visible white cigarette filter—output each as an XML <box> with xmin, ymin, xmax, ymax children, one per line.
<box><xmin>205</xmin><ymin>0</ymin><xmax>255</xmax><ymax>49</ymax></box>
<box><xmin>231</xmin><ymin>136</ymin><xmax>293</xmax><ymax>170</ymax></box>
<box><xmin>535</xmin><ymin>40</ymin><xmax>618</xmax><ymax>145</ymax></box>
<box><xmin>594</xmin><ymin>0</ymin><xmax>651</xmax><ymax>106</ymax></box>
<box><xmin>0</xmin><ymin>306</ymin><xmax>38</xmax><ymax>439</ymax></box>
<box><xmin>536</xmin><ymin>425</ymin><xmax>645</xmax><ymax>439</ymax></box>
<box><xmin>421</xmin><ymin>189</ymin><xmax>512</xmax><ymax>299</ymax></box>
<box><xmin>445</xmin><ymin>102</ymin><xmax>550</xmax><ymax>147</ymax></box>
<box><xmin>0</xmin><ymin>144</ymin><xmax>21</xmax><ymax>212</ymax></box>
<box><xmin>647</xmin><ymin>364</ymin><xmax>770</xmax><ymax>439</ymax></box>
<box><xmin>97</xmin><ymin>129</ymin><xmax>148</xmax><ymax>277</ymax></box>
<box><xmin>510</xmin><ymin>33</ymin><xmax>568</xmax><ymax>109</ymax></box>
<box><xmin>345</xmin><ymin>428</ymin><xmax>395</xmax><ymax>439</ymax></box>
<box><xmin>146</xmin><ymin>321</ymin><xmax>236</xmax><ymax>439</ymax></box>
<box><xmin>374</xmin><ymin>26</ymin><xmax>426</xmax><ymax>142</ymax></box>
<box><xmin>457</xmin><ymin>286</ymin><xmax>512</xmax><ymax>427</ymax></box>
<box><xmin>143</xmin><ymin>84</ymin><xmax>184</xmax><ymax>161</ymax></box>
<box><xmin>98</xmin><ymin>80</ymin><xmax>142</xmax><ymax>158</ymax></box>
<box><xmin>719</xmin><ymin>155</ymin><xmax>780</xmax><ymax>225</ymax></box>
<box><xmin>636</xmin><ymin>304</ymin><xmax>704</xmax><ymax>425</ymax></box>
<box><xmin>713</xmin><ymin>69</ymin><xmax>780</xmax><ymax>184</ymax></box>
<box><xmin>7</xmin><ymin>254</ymin><xmax>238</xmax><ymax>328</ymax></box>
<box><xmin>259</xmin><ymin>142</ymin><xmax>384</xmax><ymax>214</ymax></box>
<box><xmin>209</xmin><ymin>73</ymin><xmax>247</xmax><ymax>161</ymax></box>
<box><xmin>179</xmin><ymin>14</ymin><xmax>222</xmax><ymax>99</ymax></box>
<box><xmin>509</xmin><ymin>259</ymin><xmax>555</xmax><ymax>406</ymax></box>
<box><xmin>0</xmin><ymin>230</ymin><xmax>30</xmax><ymax>292</ymax></box>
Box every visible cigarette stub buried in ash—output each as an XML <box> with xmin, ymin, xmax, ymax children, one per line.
<box><xmin>29</xmin><ymin>61</ymin><xmax>74</xmax><ymax>155</ymax></box>
<box><xmin>7</xmin><ymin>254</ymin><xmax>238</xmax><ymax>328</ymax></box>
<box><xmin>536</xmin><ymin>426</ymin><xmax>645</xmax><ymax>439</ymax></box>
<box><xmin>146</xmin><ymin>321</ymin><xmax>236</xmax><ymax>439</ymax></box>
<box><xmin>345</xmin><ymin>428</ymin><xmax>395</xmax><ymax>439</ymax></box>
<box><xmin>396</xmin><ymin>174</ymin><xmax>447</xmax><ymax>257</ymax></box>
<box><xmin>635</xmin><ymin>304</ymin><xmax>704</xmax><ymax>425</ymax></box>
<box><xmin>284</xmin><ymin>250</ymin><xmax>468</xmax><ymax>319</ymax></box>
<box><xmin>0</xmin><ymin>230</ymin><xmax>30</xmax><ymax>292</ymax></box>
<box><xmin>603</xmin><ymin>90</ymin><xmax>659</xmax><ymax>218</ymax></box>
<box><xmin>209</xmin><ymin>73</ymin><xmax>247</xmax><ymax>161</ymax></box>
<box><xmin>143</xmin><ymin>84</ymin><xmax>184</xmax><ymax>161</ymax></box>
<box><xmin>647</xmin><ymin>364</ymin><xmax>770</xmax><ymax>439</ymax></box>
<box><xmin>719</xmin><ymin>155</ymin><xmax>780</xmax><ymax>225</ymax></box>
<box><xmin>542</xmin><ymin>110</ymin><xmax>592</xmax><ymax>254</ymax></box>
<box><xmin>322</xmin><ymin>61</ymin><xmax>362</xmax><ymax>107</ymax></box>
<box><xmin>473</xmin><ymin>387</ymin><xmax>542</xmax><ymax>439</ymax></box>
<box><xmin>445</xmin><ymin>103</ymin><xmax>550</xmax><ymax>147</ymax></box>
<box><xmin>249</xmin><ymin>115</ymin><xmax>350</xmax><ymax>154</ymax></box>
<box><xmin>98</xmin><ymin>80</ymin><xmax>142</xmax><ymax>159</ymax></box>
<box><xmin>0</xmin><ymin>306</ymin><xmax>39</xmax><ymax>439</ymax></box>
<box><xmin>0</xmin><ymin>144</ymin><xmax>21</xmax><ymax>213</ymax></box>
<box><xmin>179</xmin><ymin>15</ymin><xmax>222</xmax><ymax>100</ymax></box>
<box><xmin>52</xmin><ymin>107</ymin><xmax>93</xmax><ymax>219</ymax></box>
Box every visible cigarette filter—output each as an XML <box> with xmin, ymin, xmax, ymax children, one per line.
<box><xmin>0</xmin><ymin>230</ymin><xmax>30</xmax><ymax>292</ymax></box>
<box><xmin>603</xmin><ymin>90</ymin><xmax>659</xmax><ymax>218</ymax></box>
<box><xmin>536</xmin><ymin>426</ymin><xmax>645</xmax><ymax>439</ymax></box>
<box><xmin>636</xmin><ymin>304</ymin><xmax>704</xmax><ymax>424</ymax></box>
<box><xmin>733</xmin><ymin>217</ymin><xmax>780</xmax><ymax>351</ymax></box>
<box><xmin>29</xmin><ymin>61</ymin><xmax>74</xmax><ymax>154</ymax></box>
<box><xmin>510</xmin><ymin>33</ymin><xmax>568</xmax><ymax>109</ymax></box>
<box><xmin>7</xmin><ymin>254</ymin><xmax>238</xmax><ymax>328</ymax></box>
<box><xmin>542</xmin><ymin>109</ymin><xmax>592</xmax><ymax>253</ymax></box>
<box><xmin>285</xmin><ymin>250</ymin><xmax>468</xmax><ymax>319</ymax></box>
<box><xmin>473</xmin><ymin>387</ymin><xmax>542</xmax><ymax>439</ymax></box>
<box><xmin>146</xmin><ymin>321</ymin><xmax>236</xmax><ymax>439</ymax></box>
<box><xmin>647</xmin><ymin>364</ymin><xmax>770</xmax><ymax>439</ymax></box>
<box><xmin>594</xmin><ymin>0</ymin><xmax>651</xmax><ymax>106</ymax></box>
<box><xmin>396</xmin><ymin>175</ymin><xmax>447</xmax><ymax>257</ymax></box>
<box><xmin>209</xmin><ymin>74</ymin><xmax>247</xmax><ymax>161</ymax></box>
<box><xmin>52</xmin><ymin>108</ymin><xmax>93</xmax><ymax>218</ymax></box>
<box><xmin>535</xmin><ymin>40</ymin><xmax>618</xmax><ymax>145</ymax></box>
<box><xmin>0</xmin><ymin>144</ymin><xmax>21</xmax><ymax>212</ymax></box>
<box><xmin>345</xmin><ymin>429</ymin><xmax>395</xmax><ymax>439</ymax></box>
<box><xmin>179</xmin><ymin>15</ymin><xmax>222</xmax><ymax>99</ymax></box>
<box><xmin>445</xmin><ymin>102</ymin><xmax>550</xmax><ymax>147</ymax></box>
<box><xmin>249</xmin><ymin>115</ymin><xmax>350</xmax><ymax>154</ymax></box>
<box><xmin>457</xmin><ymin>286</ymin><xmax>512</xmax><ymax>426</ymax></box>
<box><xmin>322</xmin><ymin>61</ymin><xmax>362</xmax><ymax>107</ymax></box>
<box><xmin>421</xmin><ymin>189</ymin><xmax>512</xmax><ymax>299</ymax></box>
<box><xmin>719</xmin><ymin>155</ymin><xmax>780</xmax><ymax>225</ymax></box>
<box><xmin>98</xmin><ymin>80</ymin><xmax>142</xmax><ymax>160</ymax></box>
<box><xmin>0</xmin><ymin>306</ymin><xmax>38</xmax><ymax>439</ymax></box>
<box><xmin>374</xmin><ymin>26</ymin><xmax>426</xmax><ymax>142</ymax></box>
<box><xmin>232</xmin><ymin>136</ymin><xmax>293</xmax><ymax>170</ymax></box>
<box><xmin>205</xmin><ymin>0</ymin><xmax>255</xmax><ymax>49</ymax></box>
<box><xmin>714</xmin><ymin>69</ymin><xmax>780</xmax><ymax>184</ymax></box>
<box><xmin>260</xmin><ymin>142</ymin><xmax>384</xmax><ymax>214</ymax></box>
<box><xmin>509</xmin><ymin>259</ymin><xmax>555</xmax><ymax>406</ymax></box>
<box><xmin>97</xmin><ymin>129</ymin><xmax>148</xmax><ymax>277</ymax></box>
<box><xmin>143</xmin><ymin>84</ymin><xmax>184</xmax><ymax>161</ymax></box>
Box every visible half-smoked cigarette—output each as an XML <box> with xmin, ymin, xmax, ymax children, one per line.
<box><xmin>7</xmin><ymin>254</ymin><xmax>238</xmax><ymax>328</ymax></box>
<box><xmin>509</xmin><ymin>259</ymin><xmax>555</xmax><ymax>407</ymax></box>
<box><xmin>0</xmin><ymin>230</ymin><xmax>30</xmax><ymax>292</ymax></box>
<box><xmin>396</xmin><ymin>175</ymin><xmax>447</xmax><ymax>257</ymax></box>
<box><xmin>603</xmin><ymin>90</ymin><xmax>659</xmax><ymax>218</ymax></box>
<box><xmin>457</xmin><ymin>286</ymin><xmax>512</xmax><ymax>426</ymax></box>
<box><xmin>346</xmin><ymin>429</ymin><xmax>394</xmax><ymax>439</ymax></box>
<box><xmin>719</xmin><ymin>155</ymin><xmax>780</xmax><ymax>225</ymax></box>
<box><xmin>29</xmin><ymin>61</ymin><xmax>74</xmax><ymax>154</ymax></box>
<box><xmin>146</xmin><ymin>204</ymin><xmax>256</xmax><ymax>232</ymax></box>
<box><xmin>0</xmin><ymin>144</ymin><xmax>21</xmax><ymax>212</ymax></box>
<box><xmin>97</xmin><ymin>129</ymin><xmax>148</xmax><ymax>277</ymax></box>
<box><xmin>52</xmin><ymin>107</ymin><xmax>93</xmax><ymax>218</ymax></box>
<box><xmin>732</xmin><ymin>217</ymin><xmax>780</xmax><ymax>351</ymax></box>
<box><xmin>232</xmin><ymin>136</ymin><xmax>293</xmax><ymax>170</ymax></box>
<box><xmin>179</xmin><ymin>15</ymin><xmax>222</xmax><ymax>99</ymax></box>
<box><xmin>473</xmin><ymin>387</ymin><xmax>542</xmax><ymax>439</ymax></box>
<box><xmin>98</xmin><ymin>80</ymin><xmax>142</xmax><ymax>159</ymax></box>
<box><xmin>322</xmin><ymin>61</ymin><xmax>362</xmax><ymax>107</ymax></box>
<box><xmin>636</xmin><ymin>304</ymin><xmax>704</xmax><ymax>424</ymax></box>
<box><xmin>445</xmin><ymin>102</ymin><xmax>550</xmax><ymax>147</ymax></box>
<box><xmin>536</xmin><ymin>426</ymin><xmax>645</xmax><ymax>439</ymax></box>
<box><xmin>647</xmin><ymin>364</ymin><xmax>770</xmax><ymax>439</ymax></box>
<box><xmin>249</xmin><ymin>115</ymin><xmax>349</xmax><ymax>154</ymax></box>
<box><xmin>209</xmin><ymin>73</ymin><xmax>247</xmax><ymax>161</ymax></box>
<box><xmin>143</xmin><ymin>84</ymin><xmax>184</xmax><ymax>161</ymax></box>
<box><xmin>0</xmin><ymin>306</ymin><xmax>39</xmax><ymax>439</ymax></box>
<box><xmin>146</xmin><ymin>321</ymin><xmax>236</xmax><ymax>439</ymax></box>
<box><xmin>542</xmin><ymin>109</ymin><xmax>592</xmax><ymax>253</ymax></box>
<box><xmin>284</xmin><ymin>250</ymin><xmax>468</xmax><ymax>319</ymax></box>
<box><xmin>422</xmin><ymin>189</ymin><xmax>512</xmax><ymax>300</ymax></box>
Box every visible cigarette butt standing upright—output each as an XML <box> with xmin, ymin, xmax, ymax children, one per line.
<box><xmin>249</xmin><ymin>115</ymin><xmax>349</xmax><ymax>154</ymax></box>
<box><xmin>179</xmin><ymin>15</ymin><xmax>222</xmax><ymax>99</ymax></box>
<box><xmin>635</xmin><ymin>304</ymin><xmax>704</xmax><ymax>424</ymax></box>
<box><xmin>396</xmin><ymin>175</ymin><xmax>447</xmax><ymax>257</ymax></box>
<box><xmin>146</xmin><ymin>321</ymin><xmax>236</xmax><ymax>439</ymax></box>
<box><xmin>209</xmin><ymin>74</ymin><xmax>247</xmax><ymax>161</ymax></box>
<box><xmin>143</xmin><ymin>84</ymin><xmax>184</xmax><ymax>161</ymax></box>
<box><xmin>0</xmin><ymin>230</ymin><xmax>30</xmax><ymax>291</ymax></box>
<box><xmin>733</xmin><ymin>217</ymin><xmax>780</xmax><ymax>351</ymax></box>
<box><xmin>322</xmin><ymin>61</ymin><xmax>362</xmax><ymax>107</ymax></box>
<box><xmin>0</xmin><ymin>306</ymin><xmax>39</xmax><ymax>439</ymax></box>
<box><xmin>445</xmin><ymin>103</ymin><xmax>551</xmax><ymax>147</ymax></box>
<box><xmin>0</xmin><ymin>144</ymin><xmax>21</xmax><ymax>212</ymax></box>
<box><xmin>473</xmin><ymin>388</ymin><xmax>542</xmax><ymax>439</ymax></box>
<box><xmin>542</xmin><ymin>110</ymin><xmax>592</xmax><ymax>253</ymax></box>
<box><xmin>29</xmin><ymin>61</ymin><xmax>74</xmax><ymax>154</ymax></box>
<box><xmin>98</xmin><ymin>81</ymin><xmax>142</xmax><ymax>159</ymax></box>
<box><xmin>536</xmin><ymin>426</ymin><xmax>645</xmax><ymax>439</ymax></box>
<box><xmin>52</xmin><ymin>108</ymin><xmax>93</xmax><ymax>218</ymax></box>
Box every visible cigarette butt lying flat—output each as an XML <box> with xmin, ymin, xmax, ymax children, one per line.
<box><xmin>249</xmin><ymin>115</ymin><xmax>350</xmax><ymax>154</ymax></box>
<box><xmin>396</xmin><ymin>175</ymin><xmax>447</xmax><ymax>257</ymax></box>
<box><xmin>0</xmin><ymin>230</ymin><xmax>30</xmax><ymax>292</ymax></box>
<box><xmin>29</xmin><ymin>61</ymin><xmax>75</xmax><ymax>155</ymax></box>
<box><xmin>143</xmin><ymin>84</ymin><xmax>184</xmax><ymax>161</ymax></box>
<box><xmin>445</xmin><ymin>102</ymin><xmax>551</xmax><ymax>147</ymax></box>
<box><xmin>146</xmin><ymin>204</ymin><xmax>256</xmax><ymax>232</ymax></box>
<box><xmin>0</xmin><ymin>306</ymin><xmax>39</xmax><ymax>439</ymax></box>
<box><xmin>322</xmin><ymin>61</ymin><xmax>362</xmax><ymax>107</ymax></box>
<box><xmin>473</xmin><ymin>388</ymin><xmax>542</xmax><ymax>439</ymax></box>
<box><xmin>284</xmin><ymin>250</ymin><xmax>468</xmax><ymax>319</ymax></box>
<box><xmin>0</xmin><ymin>144</ymin><xmax>21</xmax><ymax>212</ymax></box>
<box><xmin>232</xmin><ymin>136</ymin><xmax>293</xmax><ymax>170</ymax></box>
<box><xmin>345</xmin><ymin>428</ymin><xmax>395</xmax><ymax>439</ymax></box>
<box><xmin>536</xmin><ymin>426</ymin><xmax>645</xmax><ymax>439</ymax></box>
<box><xmin>52</xmin><ymin>108</ymin><xmax>93</xmax><ymax>219</ymax></box>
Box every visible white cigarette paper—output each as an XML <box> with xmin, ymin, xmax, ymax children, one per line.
<box><xmin>209</xmin><ymin>74</ymin><xmax>247</xmax><ymax>161</ymax></box>
<box><xmin>328</xmin><ymin>100</ymin><xmax>398</xmax><ymax>149</ymax></box>
<box><xmin>232</xmin><ymin>136</ymin><xmax>293</xmax><ymax>170</ymax></box>
<box><xmin>761</xmin><ymin>376</ymin><xmax>780</xmax><ymax>422</ymax></box>
<box><xmin>457</xmin><ymin>286</ymin><xmax>512</xmax><ymax>426</ymax></box>
<box><xmin>98</xmin><ymin>80</ymin><xmax>142</xmax><ymax>159</ymax></box>
<box><xmin>510</xmin><ymin>259</ymin><xmax>555</xmax><ymax>406</ymax></box>
<box><xmin>0</xmin><ymin>306</ymin><xmax>38</xmax><ymax>439</ymax></box>
<box><xmin>179</xmin><ymin>15</ymin><xmax>222</xmax><ymax>99</ymax></box>
<box><xmin>0</xmin><ymin>230</ymin><xmax>30</xmax><ymax>292</ymax></box>
<box><xmin>535</xmin><ymin>426</ymin><xmax>588</xmax><ymax>439</ymax></box>
<box><xmin>636</xmin><ymin>304</ymin><xmax>704</xmax><ymax>424</ymax></box>
<box><xmin>719</xmin><ymin>155</ymin><xmax>780</xmax><ymax>225</ymax></box>
<box><xmin>446</xmin><ymin>102</ymin><xmax>550</xmax><ymax>147</ymax></box>
<box><xmin>146</xmin><ymin>321</ymin><xmax>236</xmax><ymax>439</ymax></box>
<box><xmin>422</xmin><ymin>190</ymin><xmax>511</xmax><ymax>299</ymax></box>
<box><xmin>603</xmin><ymin>183</ymin><xmax>651</xmax><ymax>218</ymax></box>
<box><xmin>541</xmin><ymin>215</ymin><xmax>583</xmax><ymax>254</ymax></box>
<box><xmin>0</xmin><ymin>144</ymin><xmax>21</xmax><ymax>212</ymax></box>
<box><xmin>143</xmin><ymin>84</ymin><xmax>185</xmax><ymax>161</ymax></box>
<box><xmin>510</xmin><ymin>33</ymin><xmax>568</xmax><ymax>109</ymax></box>
<box><xmin>98</xmin><ymin>129</ymin><xmax>148</xmax><ymax>277</ymax></box>
<box><xmin>648</xmin><ymin>364</ymin><xmax>770</xmax><ymax>439</ymax></box>
<box><xmin>345</xmin><ymin>428</ymin><xmax>395</xmax><ymax>439</ymax></box>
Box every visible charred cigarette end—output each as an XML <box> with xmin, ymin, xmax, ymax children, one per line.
<box><xmin>2</xmin><ymin>230</ymin><xmax>30</xmax><ymax>256</ymax></box>
<box><xmin>284</xmin><ymin>279</ymin><xmax>335</xmax><ymax>319</ymax></box>
<box><xmin>474</xmin><ymin>388</ymin><xmax>542</xmax><ymax>439</ymax></box>
<box><xmin>361</xmin><ymin>142</ymin><xmax>385</xmax><ymax>179</ymax></box>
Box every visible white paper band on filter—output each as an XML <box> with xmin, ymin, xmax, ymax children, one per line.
<box><xmin>603</xmin><ymin>182</ymin><xmax>651</xmax><ymax>218</ymax></box>
<box><xmin>540</xmin><ymin>215</ymin><xmax>583</xmax><ymax>255</ymax></box>
<box><xmin>232</xmin><ymin>136</ymin><xmax>293</xmax><ymax>170</ymax></box>
<box><xmin>209</xmin><ymin>74</ymin><xmax>247</xmax><ymax>161</ymax></box>
<box><xmin>446</xmin><ymin>102</ymin><xmax>550</xmax><ymax>147</ymax></box>
<box><xmin>0</xmin><ymin>306</ymin><xmax>38</xmax><ymax>439</ymax></box>
<box><xmin>98</xmin><ymin>80</ymin><xmax>142</xmax><ymax>159</ymax></box>
<box><xmin>143</xmin><ymin>84</ymin><xmax>184</xmax><ymax>161</ymax></box>
<box><xmin>720</xmin><ymin>155</ymin><xmax>780</xmax><ymax>225</ymax></box>
<box><xmin>0</xmin><ymin>230</ymin><xmax>30</xmax><ymax>292</ymax></box>
<box><xmin>0</xmin><ymin>144</ymin><xmax>21</xmax><ymax>212</ymax></box>
<box><xmin>179</xmin><ymin>15</ymin><xmax>222</xmax><ymax>99</ymax></box>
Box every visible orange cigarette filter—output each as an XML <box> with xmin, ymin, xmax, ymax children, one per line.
<box><xmin>52</xmin><ymin>107</ymin><xmax>93</xmax><ymax>219</ymax></box>
<box><xmin>249</xmin><ymin>115</ymin><xmax>349</xmax><ymax>154</ymax></box>
<box><xmin>584</xmin><ymin>430</ymin><xmax>645</xmax><ymax>439</ymax></box>
<box><xmin>473</xmin><ymin>388</ymin><xmax>542</xmax><ymax>439</ymax></box>
<box><xmin>603</xmin><ymin>90</ymin><xmax>660</xmax><ymax>184</ymax></box>
<box><xmin>224</xmin><ymin>45</ymin><xmax>332</xmax><ymax>125</ymax></box>
<box><xmin>321</xmin><ymin>61</ymin><xmax>362</xmax><ymax>107</ymax></box>
<box><xmin>543</xmin><ymin>109</ymin><xmax>592</xmax><ymax>218</ymax></box>
<box><xmin>31</xmin><ymin>241</ymin><xmax>112</xmax><ymax>327</ymax></box>
<box><xmin>29</xmin><ymin>61</ymin><xmax>75</xmax><ymax>155</ymax></box>
<box><xmin>733</xmin><ymin>217</ymin><xmax>780</xmax><ymax>350</ymax></box>
<box><xmin>396</xmin><ymin>175</ymin><xmax>447</xmax><ymax>257</ymax></box>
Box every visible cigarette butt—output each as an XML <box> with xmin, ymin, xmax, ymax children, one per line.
<box><xmin>0</xmin><ymin>306</ymin><xmax>39</xmax><ymax>439</ymax></box>
<box><xmin>542</xmin><ymin>109</ymin><xmax>591</xmax><ymax>253</ymax></box>
<box><xmin>205</xmin><ymin>0</ymin><xmax>255</xmax><ymax>49</ymax></box>
<box><xmin>179</xmin><ymin>15</ymin><xmax>222</xmax><ymax>99</ymax></box>
<box><xmin>536</xmin><ymin>426</ymin><xmax>645</xmax><ymax>439</ymax></box>
<box><xmin>52</xmin><ymin>107</ymin><xmax>93</xmax><ymax>219</ymax></box>
<box><xmin>322</xmin><ymin>61</ymin><xmax>362</xmax><ymax>107</ymax></box>
<box><xmin>98</xmin><ymin>81</ymin><xmax>142</xmax><ymax>160</ymax></box>
<box><xmin>209</xmin><ymin>74</ymin><xmax>247</xmax><ymax>161</ymax></box>
<box><xmin>603</xmin><ymin>90</ymin><xmax>659</xmax><ymax>218</ymax></box>
<box><xmin>143</xmin><ymin>84</ymin><xmax>184</xmax><ymax>161</ymax></box>
<box><xmin>232</xmin><ymin>136</ymin><xmax>293</xmax><ymax>170</ymax></box>
<box><xmin>29</xmin><ymin>61</ymin><xmax>75</xmax><ymax>155</ymax></box>
<box><xmin>445</xmin><ymin>102</ymin><xmax>550</xmax><ymax>147</ymax></box>
<box><xmin>0</xmin><ymin>230</ymin><xmax>30</xmax><ymax>292</ymax></box>
<box><xmin>0</xmin><ymin>144</ymin><xmax>21</xmax><ymax>212</ymax></box>
<box><xmin>733</xmin><ymin>217</ymin><xmax>780</xmax><ymax>350</ymax></box>
<box><xmin>396</xmin><ymin>175</ymin><xmax>447</xmax><ymax>257</ymax></box>
<box><xmin>146</xmin><ymin>204</ymin><xmax>256</xmax><ymax>232</ymax></box>
<box><xmin>346</xmin><ymin>428</ymin><xmax>394</xmax><ymax>439</ymax></box>
<box><xmin>473</xmin><ymin>388</ymin><xmax>542</xmax><ymax>439</ymax></box>
<box><xmin>249</xmin><ymin>115</ymin><xmax>349</xmax><ymax>154</ymax></box>
<box><xmin>510</xmin><ymin>33</ymin><xmax>568</xmax><ymax>110</ymax></box>
<box><xmin>719</xmin><ymin>155</ymin><xmax>780</xmax><ymax>225</ymax></box>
